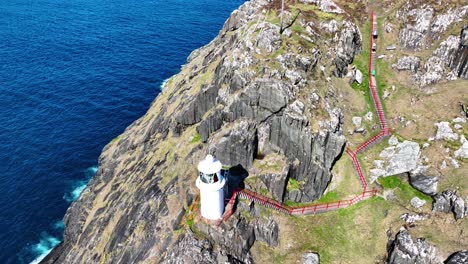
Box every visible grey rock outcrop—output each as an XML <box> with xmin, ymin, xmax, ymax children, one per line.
<box><xmin>210</xmin><ymin>121</ymin><xmax>258</xmax><ymax>169</ymax></box>
<box><xmin>334</xmin><ymin>21</ymin><xmax>362</xmax><ymax>77</ymax></box>
<box><xmin>303</xmin><ymin>252</ymin><xmax>320</xmax><ymax>264</ymax></box>
<box><xmin>387</xmin><ymin>229</ymin><xmax>440</xmax><ymax>264</ymax></box>
<box><xmin>409</xmin><ymin>174</ymin><xmax>438</xmax><ymax>196</ymax></box>
<box><xmin>270</xmin><ymin>110</ymin><xmax>346</xmax><ymax>202</ymax></box>
<box><xmin>397</xmin><ymin>5</ymin><xmax>434</xmax><ymax>50</ymax></box>
<box><xmin>161</xmin><ymin>234</ymin><xmax>217</xmax><ymax>264</ymax></box>
<box><xmin>393</xmin><ymin>56</ymin><xmax>421</xmax><ymax>73</ymax></box>
<box><xmin>445</xmin><ymin>251</ymin><xmax>468</xmax><ymax>264</ymax></box>
<box><xmin>433</xmin><ymin>190</ymin><xmax>467</xmax><ymax>220</ymax></box>
<box><xmin>260</xmin><ymin>165</ymin><xmax>290</xmax><ymax>202</ymax></box>
<box><xmin>254</xmin><ymin>218</ymin><xmax>279</xmax><ymax>247</ymax></box>
<box><xmin>433</xmin><ymin>190</ymin><xmax>456</xmax><ymax>213</ymax></box>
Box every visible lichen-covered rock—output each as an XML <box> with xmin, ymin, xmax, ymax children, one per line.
<box><xmin>393</xmin><ymin>56</ymin><xmax>421</xmax><ymax>73</ymax></box>
<box><xmin>454</xmin><ymin>136</ymin><xmax>468</xmax><ymax>158</ymax></box>
<box><xmin>397</xmin><ymin>5</ymin><xmax>433</xmax><ymax>50</ymax></box>
<box><xmin>387</xmin><ymin>229</ymin><xmax>440</xmax><ymax>264</ymax></box>
<box><xmin>445</xmin><ymin>251</ymin><xmax>468</xmax><ymax>264</ymax></box>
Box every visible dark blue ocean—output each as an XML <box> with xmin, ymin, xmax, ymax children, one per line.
<box><xmin>0</xmin><ymin>0</ymin><xmax>244</xmax><ymax>263</ymax></box>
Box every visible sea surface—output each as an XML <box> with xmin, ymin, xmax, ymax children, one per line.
<box><xmin>0</xmin><ymin>0</ymin><xmax>244</xmax><ymax>263</ymax></box>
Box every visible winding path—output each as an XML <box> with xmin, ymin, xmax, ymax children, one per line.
<box><xmin>219</xmin><ymin>11</ymin><xmax>390</xmax><ymax>222</ymax></box>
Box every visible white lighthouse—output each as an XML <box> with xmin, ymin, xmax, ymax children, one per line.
<box><xmin>196</xmin><ymin>155</ymin><xmax>226</xmax><ymax>220</ymax></box>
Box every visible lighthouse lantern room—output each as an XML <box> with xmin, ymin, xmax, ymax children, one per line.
<box><xmin>196</xmin><ymin>155</ymin><xmax>226</xmax><ymax>220</ymax></box>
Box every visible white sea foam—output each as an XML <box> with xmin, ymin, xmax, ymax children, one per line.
<box><xmin>28</xmin><ymin>234</ymin><xmax>61</xmax><ymax>264</ymax></box>
<box><xmin>160</xmin><ymin>78</ymin><xmax>170</xmax><ymax>90</ymax></box>
<box><xmin>53</xmin><ymin>220</ymin><xmax>64</xmax><ymax>230</ymax></box>
<box><xmin>63</xmin><ymin>166</ymin><xmax>98</xmax><ymax>202</ymax></box>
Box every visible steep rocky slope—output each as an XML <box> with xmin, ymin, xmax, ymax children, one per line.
<box><xmin>42</xmin><ymin>0</ymin><xmax>467</xmax><ymax>263</ymax></box>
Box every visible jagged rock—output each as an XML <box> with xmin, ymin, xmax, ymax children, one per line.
<box><xmin>303</xmin><ymin>252</ymin><xmax>320</xmax><ymax>264</ymax></box>
<box><xmin>365</xmin><ymin>111</ymin><xmax>373</xmax><ymax>121</ymax></box>
<box><xmin>161</xmin><ymin>234</ymin><xmax>217</xmax><ymax>264</ymax></box>
<box><xmin>352</xmin><ymin>116</ymin><xmax>362</xmax><ymax>127</ymax></box>
<box><xmin>409</xmin><ymin>174</ymin><xmax>438</xmax><ymax>196</ymax></box>
<box><xmin>254</xmin><ymin>218</ymin><xmax>279</xmax><ymax>247</ymax></box>
<box><xmin>433</xmin><ymin>190</ymin><xmax>455</xmax><ymax>213</ymax></box>
<box><xmin>445</xmin><ymin>251</ymin><xmax>468</xmax><ymax>264</ymax></box>
<box><xmin>393</xmin><ymin>56</ymin><xmax>421</xmax><ymax>73</ymax></box>
<box><xmin>411</xmin><ymin>197</ymin><xmax>427</xmax><ymax>208</ymax></box>
<box><xmin>270</xmin><ymin>109</ymin><xmax>346</xmax><ymax>202</ymax></box>
<box><xmin>434</xmin><ymin>122</ymin><xmax>458</xmax><ymax>141</ymax></box>
<box><xmin>260</xmin><ymin>165</ymin><xmax>290</xmax><ymax>202</ymax></box>
<box><xmin>333</xmin><ymin>21</ymin><xmax>362</xmax><ymax>77</ymax></box>
<box><xmin>397</xmin><ymin>5</ymin><xmax>433</xmax><ymax>50</ymax></box>
<box><xmin>387</xmin><ymin>228</ymin><xmax>439</xmax><ymax>264</ymax></box>
<box><xmin>210</xmin><ymin>121</ymin><xmax>258</xmax><ymax>169</ymax></box>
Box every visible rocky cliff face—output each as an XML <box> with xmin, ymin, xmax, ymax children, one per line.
<box><xmin>393</xmin><ymin>2</ymin><xmax>468</xmax><ymax>86</ymax></box>
<box><xmin>41</xmin><ymin>0</ymin><xmax>364</xmax><ymax>263</ymax></box>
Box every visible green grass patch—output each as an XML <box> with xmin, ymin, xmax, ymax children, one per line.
<box><xmin>314</xmin><ymin>191</ymin><xmax>339</xmax><ymax>203</ymax></box>
<box><xmin>379</xmin><ymin>175</ymin><xmax>401</xmax><ymax>189</ymax></box>
<box><xmin>190</xmin><ymin>133</ymin><xmax>201</xmax><ymax>143</ymax></box>
<box><xmin>287</xmin><ymin>178</ymin><xmax>301</xmax><ymax>191</ymax></box>
<box><xmin>378</xmin><ymin>175</ymin><xmax>432</xmax><ymax>203</ymax></box>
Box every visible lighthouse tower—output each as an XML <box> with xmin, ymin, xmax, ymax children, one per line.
<box><xmin>196</xmin><ymin>155</ymin><xmax>226</xmax><ymax>220</ymax></box>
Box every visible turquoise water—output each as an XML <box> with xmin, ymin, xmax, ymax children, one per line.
<box><xmin>0</xmin><ymin>0</ymin><xmax>244</xmax><ymax>262</ymax></box>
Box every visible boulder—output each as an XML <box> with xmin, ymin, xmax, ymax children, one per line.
<box><xmin>445</xmin><ymin>251</ymin><xmax>468</xmax><ymax>264</ymax></box>
<box><xmin>409</xmin><ymin>174</ymin><xmax>438</xmax><ymax>196</ymax></box>
<box><xmin>387</xmin><ymin>228</ymin><xmax>439</xmax><ymax>264</ymax></box>
<box><xmin>432</xmin><ymin>190</ymin><xmax>455</xmax><ymax>213</ymax></box>
<box><xmin>256</xmin><ymin>22</ymin><xmax>281</xmax><ymax>53</ymax></box>
<box><xmin>303</xmin><ymin>252</ymin><xmax>320</xmax><ymax>264</ymax></box>
<box><xmin>385</xmin><ymin>141</ymin><xmax>421</xmax><ymax>177</ymax></box>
